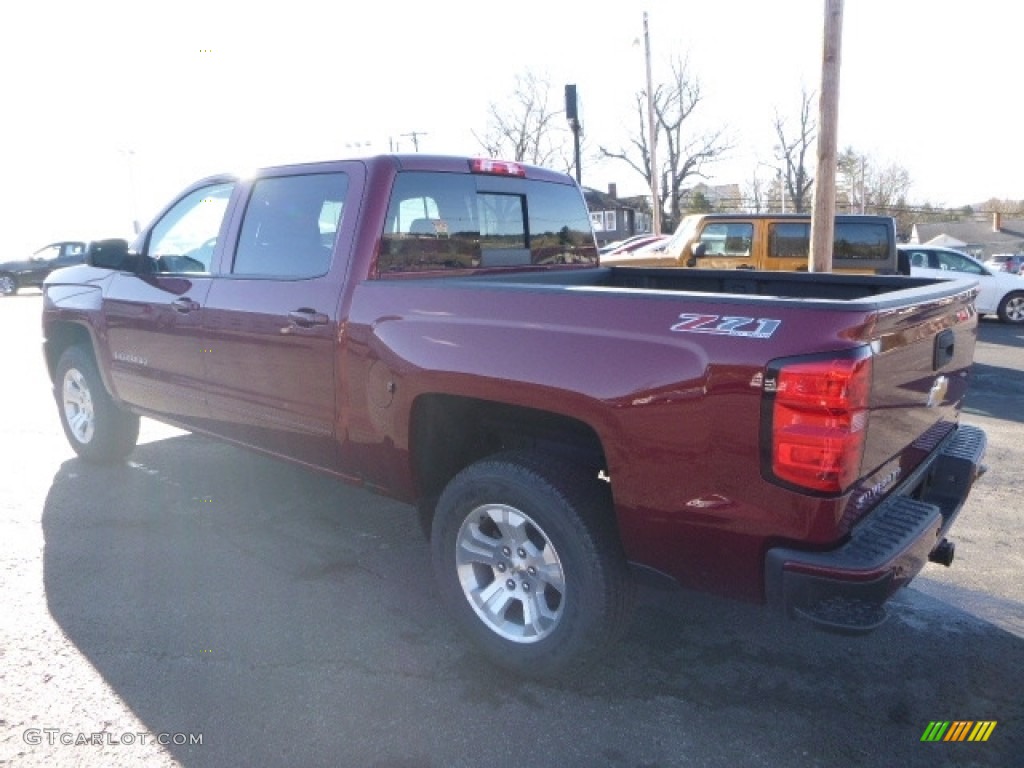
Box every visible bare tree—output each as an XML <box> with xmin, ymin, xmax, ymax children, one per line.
<box><xmin>837</xmin><ymin>147</ymin><xmax>914</xmax><ymax>235</ymax></box>
<box><xmin>978</xmin><ymin>198</ymin><xmax>1024</xmax><ymax>215</ymax></box>
<box><xmin>838</xmin><ymin>147</ymin><xmax>912</xmax><ymax>214</ymax></box>
<box><xmin>473</xmin><ymin>70</ymin><xmax>573</xmax><ymax>170</ymax></box>
<box><xmin>773</xmin><ymin>88</ymin><xmax>817</xmax><ymax>213</ymax></box>
<box><xmin>837</xmin><ymin>147</ymin><xmax>867</xmax><ymax>212</ymax></box>
<box><xmin>599</xmin><ymin>55</ymin><xmax>732</xmax><ymax>231</ymax></box>
<box><xmin>871</xmin><ymin>163</ymin><xmax>912</xmax><ymax>212</ymax></box>
<box><xmin>745</xmin><ymin>170</ymin><xmax>766</xmax><ymax>213</ymax></box>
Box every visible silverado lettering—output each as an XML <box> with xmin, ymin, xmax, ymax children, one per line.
<box><xmin>42</xmin><ymin>154</ymin><xmax>987</xmax><ymax>678</ymax></box>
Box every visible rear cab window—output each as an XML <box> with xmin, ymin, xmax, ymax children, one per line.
<box><xmin>377</xmin><ymin>171</ymin><xmax>597</xmax><ymax>275</ymax></box>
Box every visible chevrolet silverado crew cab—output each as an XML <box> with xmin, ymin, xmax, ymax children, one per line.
<box><xmin>42</xmin><ymin>155</ymin><xmax>987</xmax><ymax>677</ymax></box>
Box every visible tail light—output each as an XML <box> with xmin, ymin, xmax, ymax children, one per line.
<box><xmin>762</xmin><ymin>348</ymin><xmax>872</xmax><ymax>494</ymax></box>
<box><xmin>469</xmin><ymin>158</ymin><xmax>526</xmax><ymax>177</ymax></box>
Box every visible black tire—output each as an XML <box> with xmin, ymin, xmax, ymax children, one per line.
<box><xmin>997</xmin><ymin>291</ymin><xmax>1024</xmax><ymax>324</ymax></box>
<box><xmin>417</xmin><ymin>493</ymin><xmax>439</xmax><ymax>540</ymax></box>
<box><xmin>430</xmin><ymin>450</ymin><xmax>634</xmax><ymax>678</ymax></box>
<box><xmin>55</xmin><ymin>345</ymin><xmax>140</xmax><ymax>463</ymax></box>
<box><xmin>0</xmin><ymin>273</ymin><xmax>16</xmax><ymax>296</ymax></box>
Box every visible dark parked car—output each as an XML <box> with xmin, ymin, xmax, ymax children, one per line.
<box><xmin>1</xmin><ymin>241</ymin><xmax>87</xmax><ymax>296</ymax></box>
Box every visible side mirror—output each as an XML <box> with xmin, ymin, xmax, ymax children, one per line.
<box><xmin>685</xmin><ymin>241</ymin><xmax>706</xmax><ymax>268</ymax></box>
<box><xmin>86</xmin><ymin>239</ymin><xmax>136</xmax><ymax>271</ymax></box>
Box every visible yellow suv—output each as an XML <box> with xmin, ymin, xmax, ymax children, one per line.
<box><xmin>602</xmin><ymin>213</ymin><xmax>901</xmax><ymax>274</ymax></box>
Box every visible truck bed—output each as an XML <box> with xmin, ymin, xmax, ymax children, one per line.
<box><xmin>444</xmin><ymin>266</ymin><xmax>970</xmax><ymax>305</ymax></box>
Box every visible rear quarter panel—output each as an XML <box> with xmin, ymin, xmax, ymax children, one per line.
<box><xmin>341</xmin><ymin>277</ymin><xmax>901</xmax><ymax>599</ymax></box>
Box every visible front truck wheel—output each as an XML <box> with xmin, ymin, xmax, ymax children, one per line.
<box><xmin>55</xmin><ymin>345</ymin><xmax>140</xmax><ymax>463</ymax></box>
<box><xmin>431</xmin><ymin>451</ymin><xmax>634</xmax><ymax>678</ymax></box>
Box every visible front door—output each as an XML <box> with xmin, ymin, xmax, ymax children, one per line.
<box><xmin>103</xmin><ymin>180</ymin><xmax>235</xmax><ymax>424</ymax></box>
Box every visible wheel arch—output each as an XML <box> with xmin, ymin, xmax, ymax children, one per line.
<box><xmin>44</xmin><ymin>322</ymin><xmax>104</xmax><ymax>388</ymax></box>
<box><xmin>410</xmin><ymin>393</ymin><xmax>609</xmax><ymax>510</ymax></box>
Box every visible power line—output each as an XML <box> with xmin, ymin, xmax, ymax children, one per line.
<box><xmin>401</xmin><ymin>131</ymin><xmax>428</xmax><ymax>152</ymax></box>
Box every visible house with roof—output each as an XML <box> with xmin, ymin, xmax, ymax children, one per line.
<box><xmin>680</xmin><ymin>183</ymin><xmax>744</xmax><ymax>212</ymax></box>
<box><xmin>909</xmin><ymin>213</ymin><xmax>1024</xmax><ymax>259</ymax></box>
<box><xmin>583</xmin><ymin>184</ymin><xmax>653</xmax><ymax>246</ymax></box>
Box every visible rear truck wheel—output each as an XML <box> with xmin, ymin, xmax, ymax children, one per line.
<box><xmin>55</xmin><ymin>345</ymin><xmax>140</xmax><ymax>463</ymax></box>
<box><xmin>0</xmin><ymin>273</ymin><xmax>16</xmax><ymax>296</ymax></box>
<box><xmin>997</xmin><ymin>291</ymin><xmax>1024</xmax><ymax>323</ymax></box>
<box><xmin>430</xmin><ymin>451</ymin><xmax>634</xmax><ymax>678</ymax></box>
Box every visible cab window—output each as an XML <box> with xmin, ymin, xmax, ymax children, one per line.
<box><xmin>769</xmin><ymin>223</ymin><xmax>809</xmax><ymax>258</ymax></box>
<box><xmin>232</xmin><ymin>173</ymin><xmax>349</xmax><ymax>278</ymax></box>
<box><xmin>934</xmin><ymin>250</ymin><xmax>985</xmax><ymax>275</ymax></box>
<box><xmin>33</xmin><ymin>244</ymin><xmax>63</xmax><ymax>261</ymax></box>
<box><xmin>698</xmin><ymin>222</ymin><xmax>753</xmax><ymax>257</ymax></box>
<box><xmin>833</xmin><ymin>221</ymin><xmax>889</xmax><ymax>262</ymax></box>
<box><xmin>147</xmin><ymin>183</ymin><xmax>234</xmax><ymax>273</ymax></box>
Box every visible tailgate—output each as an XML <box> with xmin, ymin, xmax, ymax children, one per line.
<box><xmin>854</xmin><ymin>294</ymin><xmax>978</xmax><ymax>517</ymax></box>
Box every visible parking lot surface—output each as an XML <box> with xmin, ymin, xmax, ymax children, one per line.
<box><xmin>1</xmin><ymin>292</ymin><xmax>1021</xmax><ymax>767</ymax></box>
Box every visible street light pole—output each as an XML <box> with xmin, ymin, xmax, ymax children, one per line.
<box><xmin>120</xmin><ymin>149</ymin><xmax>140</xmax><ymax>235</ymax></box>
<box><xmin>643</xmin><ymin>12</ymin><xmax>661</xmax><ymax>235</ymax></box>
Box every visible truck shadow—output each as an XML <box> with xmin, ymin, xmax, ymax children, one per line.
<box><xmin>964</xmin><ymin>362</ymin><xmax>1024</xmax><ymax>424</ymax></box>
<box><xmin>42</xmin><ymin>435</ymin><xmax>1022</xmax><ymax>768</ymax></box>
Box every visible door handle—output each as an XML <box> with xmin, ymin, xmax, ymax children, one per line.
<box><xmin>933</xmin><ymin>329</ymin><xmax>955</xmax><ymax>370</ymax></box>
<box><xmin>172</xmin><ymin>297</ymin><xmax>200</xmax><ymax>313</ymax></box>
<box><xmin>288</xmin><ymin>308</ymin><xmax>329</xmax><ymax>327</ymax></box>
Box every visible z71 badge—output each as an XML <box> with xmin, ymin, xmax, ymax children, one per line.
<box><xmin>670</xmin><ymin>313</ymin><xmax>781</xmax><ymax>339</ymax></box>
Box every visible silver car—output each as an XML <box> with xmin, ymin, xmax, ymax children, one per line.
<box><xmin>900</xmin><ymin>245</ymin><xmax>1024</xmax><ymax>324</ymax></box>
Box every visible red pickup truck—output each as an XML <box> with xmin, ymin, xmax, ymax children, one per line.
<box><xmin>42</xmin><ymin>155</ymin><xmax>987</xmax><ymax>677</ymax></box>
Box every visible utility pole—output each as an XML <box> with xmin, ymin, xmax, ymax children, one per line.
<box><xmin>565</xmin><ymin>84</ymin><xmax>582</xmax><ymax>184</ymax></box>
<box><xmin>643</xmin><ymin>11</ymin><xmax>661</xmax><ymax>235</ymax></box>
<box><xmin>809</xmin><ymin>0</ymin><xmax>843</xmax><ymax>272</ymax></box>
<box><xmin>402</xmin><ymin>131</ymin><xmax>427</xmax><ymax>152</ymax></box>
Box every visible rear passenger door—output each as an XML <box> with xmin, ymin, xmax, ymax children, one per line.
<box><xmin>201</xmin><ymin>164</ymin><xmax>361</xmax><ymax>470</ymax></box>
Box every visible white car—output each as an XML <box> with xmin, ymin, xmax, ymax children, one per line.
<box><xmin>900</xmin><ymin>245</ymin><xmax>1024</xmax><ymax>324</ymax></box>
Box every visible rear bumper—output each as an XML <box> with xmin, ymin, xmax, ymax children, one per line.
<box><xmin>764</xmin><ymin>424</ymin><xmax>987</xmax><ymax>633</ymax></box>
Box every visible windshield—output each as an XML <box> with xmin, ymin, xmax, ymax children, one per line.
<box><xmin>661</xmin><ymin>215</ymin><xmax>701</xmax><ymax>258</ymax></box>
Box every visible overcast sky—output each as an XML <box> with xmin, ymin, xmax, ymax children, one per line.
<box><xmin>3</xmin><ymin>0</ymin><xmax>1021</xmax><ymax>253</ymax></box>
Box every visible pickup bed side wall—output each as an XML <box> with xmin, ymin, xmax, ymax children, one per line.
<box><xmin>340</xmin><ymin>279</ymin><xmax>895</xmax><ymax>599</ymax></box>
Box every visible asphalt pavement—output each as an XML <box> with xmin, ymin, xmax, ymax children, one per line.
<box><xmin>1</xmin><ymin>290</ymin><xmax>1021</xmax><ymax>768</ymax></box>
